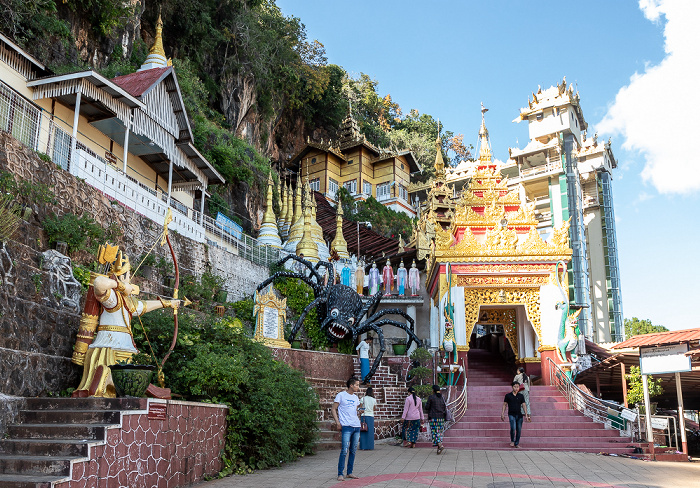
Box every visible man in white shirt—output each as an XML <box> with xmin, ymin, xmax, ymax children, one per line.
<box><xmin>356</xmin><ymin>335</ymin><xmax>372</xmax><ymax>383</ymax></box>
<box><xmin>332</xmin><ymin>377</ymin><xmax>361</xmax><ymax>481</ymax></box>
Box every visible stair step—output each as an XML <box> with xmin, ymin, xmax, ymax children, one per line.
<box><xmin>0</xmin><ymin>455</ymin><xmax>78</xmax><ymax>476</ymax></box>
<box><xmin>0</xmin><ymin>473</ymin><xmax>66</xmax><ymax>488</ymax></box>
<box><xmin>0</xmin><ymin>439</ymin><xmax>92</xmax><ymax>457</ymax></box>
<box><xmin>24</xmin><ymin>397</ymin><xmax>145</xmax><ymax>411</ymax></box>
<box><xmin>19</xmin><ymin>409</ymin><xmax>121</xmax><ymax>425</ymax></box>
<box><xmin>8</xmin><ymin>423</ymin><xmax>110</xmax><ymax>441</ymax></box>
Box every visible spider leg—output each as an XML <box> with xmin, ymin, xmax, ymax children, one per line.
<box><xmin>355</xmin><ymin>323</ymin><xmax>386</xmax><ymax>383</ymax></box>
<box><xmin>289</xmin><ymin>295</ymin><xmax>328</xmax><ymax>342</ymax></box>
<box><xmin>358</xmin><ymin>291</ymin><xmax>383</xmax><ymax>321</ymax></box>
<box><xmin>364</xmin><ymin>309</ymin><xmax>421</xmax><ymax>349</ymax></box>
<box><xmin>257</xmin><ymin>254</ymin><xmax>324</xmax><ymax>295</ymax></box>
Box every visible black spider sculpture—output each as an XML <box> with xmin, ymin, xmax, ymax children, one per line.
<box><xmin>256</xmin><ymin>254</ymin><xmax>422</xmax><ymax>383</ymax></box>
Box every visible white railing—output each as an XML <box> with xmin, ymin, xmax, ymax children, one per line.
<box><xmin>520</xmin><ymin>161</ymin><xmax>561</xmax><ymax>177</ymax></box>
<box><xmin>547</xmin><ymin>358</ymin><xmax>635</xmax><ymax>438</ymax></box>
<box><xmin>418</xmin><ymin>358</ymin><xmax>467</xmax><ymax>442</ymax></box>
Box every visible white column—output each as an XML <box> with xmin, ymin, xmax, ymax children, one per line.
<box><xmin>676</xmin><ymin>372</ymin><xmax>688</xmax><ymax>455</ymax></box>
<box><xmin>122</xmin><ymin>111</ymin><xmax>131</xmax><ymax>172</ymax></box>
<box><xmin>70</xmin><ymin>91</ymin><xmax>82</xmax><ymax>171</ymax></box>
<box><xmin>430</xmin><ymin>298</ymin><xmax>438</xmax><ymax>347</ymax></box>
<box><xmin>406</xmin><ymin>304</ymin><xmax>417</xmax><ymax>354</ymax></box>
<box><xmin>199</xmin><ymin>183</ymin><xmax>206</xmax><ymax>224</ymax></box>
<box><xmin>642</xmin><ymin>374</ymin><xmax>654</xmax><ymax>445</ymax></box>
<box><xmin>166</xmin><ymin>160</ymin><xmax>173</xmax><ymax>206</ymax></box>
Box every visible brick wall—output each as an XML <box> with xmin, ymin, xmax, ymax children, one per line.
<box><xmin>57</xmin><ymin>399</ymin><xmax>226</xmax><ymax>488</ymax></box>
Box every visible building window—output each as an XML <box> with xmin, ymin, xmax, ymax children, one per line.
<box><xmin>348</xmin><ymin>159</ymin><xmax>353</xmax><ymax>165</ymax></box>
<box><xmin>536</xmin><ymin>113</ymin><xmax>543</xmax><ymax>121</ymax></box>
<box><xmin>344</xmin><ymin>179</ymin><xmax>357</xmax><ymax>195</ymax></box>
<box><xmin>363</xmin><ymin>181</ymin><xmax>372</xmax><ymax>195</ymax></box>
<box><xmin>399</xmin><ymin>184</ymin><xmax>408</xmax><ymax>201</ymax></box>
<box><xmin>328</xmin><ymin>178</ymin><xmax>338</xmax><ymax>197</ymax></box>
<box><xmin>309</xmin><ymin>177</ymin><xmax>320</xmax><ymax>191</ymax></box>
<box><xmin>311</xmin><ymin>157</ymin><xmax>316</xmax><ymax>164</ymax></box>
<box><xmin>377</xmin><ymin>182</ymin><xmax>391</xmax><ymax>201</ymax></box>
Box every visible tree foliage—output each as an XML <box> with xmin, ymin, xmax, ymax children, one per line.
<box><xmin>336</xmin><ymin>187</ymin><xmax>413</xmax><ymax>240</ymax></box>
<box><xmin>623</xmin><ymin>317</ymin><xmax>669</xmax><ymax>339</ymax></box>
<box><xmin>626</xmin><ymin>365</ymin><xmax>664</xmax><ymax>405</ymax></box>
<box><xmin>134</xmin><ymin>310</ymin><xmax>319</xmax><ymax>473</ymax></box>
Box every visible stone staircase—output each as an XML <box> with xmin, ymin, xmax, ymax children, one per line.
<box><xmin>310</xmin><ymin>356</ymin><xmax>411</xmax><ymax>450</ymax></box>
<box><xmin>417</xmin><ymin>349</ymin><xmax>636</xmax><ymax>454</ymax></box>
<box><xmin>0</xmin><ymin>398</ymin><xmax>144</xmax><ymax>488</ymax></box>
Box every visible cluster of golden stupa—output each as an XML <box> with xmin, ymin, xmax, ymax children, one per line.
<box><xmin>257</xmin><ymin>172</ymin><xmax>348</xmax><ymax>264</ymax></box>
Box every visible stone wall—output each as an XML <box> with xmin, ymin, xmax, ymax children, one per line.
<box><xmin>57</xmin><ymin>399</ymin><xmax>227</xmax><ymax>488</ymax></box>
<box><xmin>271</xmin><ymin>348</ymin><xmax>355</xmax><ymax>381</ymax></box>
<box><xmin>0</xmin><ymin>130</ymin><xmax>267</xmax><ymax>415</ymax></box>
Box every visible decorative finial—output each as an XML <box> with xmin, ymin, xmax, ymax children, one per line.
<box><xmin>330</xmin><ymin>202</ymin><xmax>349</xmax><ymax>259</ymax></box>
<box><xmin>139</xmin><ymin>11</ymin><xmax>168</xmax><ymax>70</ymax></box>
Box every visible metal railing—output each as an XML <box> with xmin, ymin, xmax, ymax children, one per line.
<box><xmin>445</xmin><ymin>358</ymin><xmax>468</xmax><ymax>429</ymax></box>
<box><xmin>547</xmin><ymin>357</ymin><xmax>635</xmax><ymax>437</ymax></box>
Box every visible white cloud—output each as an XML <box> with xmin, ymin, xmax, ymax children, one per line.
<box><xmin>596</xmin><ymin>0</ymin><xmax>700</xmax><ymax>195</ymax></box>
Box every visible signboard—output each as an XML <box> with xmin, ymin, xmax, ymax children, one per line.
<box><xmin>148</xmin><ymin>402</ymin><xmax>167</xmax><ymax>421</ymax></box>
<box><xmin>651</xmin><ymin>417</ymin><xmax>669</xmax><ymax>430</ymax></box>
<box><xmin>262</xmin><ymin>307</ymin><xmax>279</xmax><ymax>340</ymax></box>
<box><xmin>215</xmin><ymin>212</ymin><xmax>243</xmax><ymax>239</ymax></box>
<box><xmin>640</xmin><ymin>343</ymin><xmax>691</xmax><ymax>375</ymax></box>
<box><xmin>253</xmin><ymin>288</ymin><xmax>289</xmax><ymax>348</ymax></box>
<box><xmin>620</xmin><ymin>408</ymin><xmax>637</xmax><ymax>422</ymax></box>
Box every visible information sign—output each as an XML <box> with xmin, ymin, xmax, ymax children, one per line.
<box><xmin>148</xmin><ymin>402</ymin><xmax>167</xmax><ymax>421</ymax></box>
<box><xmin>640</xmin><ymin>343</ymin><xmax>691</xmax><ymax>375</ymax></box>
<box><xmin>620</xmin><ymin>408</ymin><xmax>637</xmax><ymax>422</ymax></box>
<box><xmin>262</xmin><ymin>307</ymin><xmax>279</xmax><ymax>339</ymax></box>
<box><xmin>650</xmin><ymin>417</ymin><xmax>669</xmax><ymax>430</ymax></box>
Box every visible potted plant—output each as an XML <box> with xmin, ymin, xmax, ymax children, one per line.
<box><xmin>408</xmin><ymin>347</ymin><xmax>434</xmax><ymax>398</ymax></box>
<box><xmin>111</xmin><ymin>352</ymin><xmax>156</xmax><ymax>397</ymax></box>
<box><xmin>626</xmin><ymin>365</ymin><xmax>664</xmax><ymax>414</ymax></box>
<box><xmin>392</xmin><ymin>340</ymin><xmax>407</xmax><ymax>356</ymax></box>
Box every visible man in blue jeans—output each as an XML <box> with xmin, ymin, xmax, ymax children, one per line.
<box><xmin>501</xmin><ymin>381</ymin><xmax>527</xmax><ymax>447</ymax></box>
<box><xmin>332</xmin><ymin>377</ymin><xmax>361</xmax><ymax>481</ymax></box>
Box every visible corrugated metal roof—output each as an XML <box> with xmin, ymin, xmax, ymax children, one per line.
<box><xmin>111</xmin><ymin>67</ymin><xmax>171</xmax><ymax>97</ymax></box>
<box><xmin>611</xmin><ymin>327</ymin><xmax>700</xmax><ymax>349</ymax></box>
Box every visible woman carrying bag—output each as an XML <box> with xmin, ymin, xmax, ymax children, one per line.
<box><xmin>359</xmin><ymin>387</ymin><xmax>376</xmax><ymax>450</ymax></box>
<box><xmin>400</xmin><ymin>386</ymin><xmax>424</xmax><ymax>448</ymax></box>
<box><xmin>513</xmin><ymin>367</ymin><xmax>532</xmax><ymax>422</ymax></box>
<box><xmin>425</xmin><ymin>384</ymin><xmax>448</xmax><ymax>454</ymax></box>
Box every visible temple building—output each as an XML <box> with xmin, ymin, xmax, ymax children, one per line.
<box><xmin>444</xmin><ymin>80</ymin><xmax>623</xmax><ymax>343</ymax></box>
<box><xmin>287</xmin><ymin>112</ymin><xmax>421</xmax><ymax>218</ymax></box>
<box><xmin>425</xmin><ymin>108</ymin><xmax>576</xmax><ymax>376</ymax></box>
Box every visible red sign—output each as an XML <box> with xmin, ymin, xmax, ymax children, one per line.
<box><xmin>148</xmin><ymin>402</ymin><xmax>168</xmax><ymax>420</ymax></box>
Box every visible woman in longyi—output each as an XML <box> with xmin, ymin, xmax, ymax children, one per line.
<box><xmin>73</xmin><ymin>246</ymin><xmax>179</xmax><ymax>398</ymax></box>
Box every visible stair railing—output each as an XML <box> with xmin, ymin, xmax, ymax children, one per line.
<box><xmin>445</xmin><ymin>358</ymin><xmax>467</xmax><ymax>430</ymax></box>
<box><xmin>546</xmin><ymin>357</ymin><xmax>636</xmax><ymax>438</ymax></box>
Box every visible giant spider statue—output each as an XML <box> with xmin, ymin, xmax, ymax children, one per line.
<box><xmin>256</xmin><ymin>255</ymin><xmax>422</xmax><ymax>383</ymax></box>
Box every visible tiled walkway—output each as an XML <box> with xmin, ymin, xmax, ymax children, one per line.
<box><xmin>198</xmin><ymin>443</ymin><xmax>699</xmax><ymax>488</ymax></box>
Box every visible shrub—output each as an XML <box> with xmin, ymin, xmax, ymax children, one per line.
<box><xmin>42</xmin><ymin>212</ymin><xmax>115</xmax><ymax>254</ymax></box>
<box><xmin>133</xmin><ymin>310</ymin><xmax>319</xmax><ymax>473</ymax></box>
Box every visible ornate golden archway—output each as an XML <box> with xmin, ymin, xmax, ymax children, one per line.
<box><xmin>462</xmin><ymin>288</ymin><xmax>541</xmax><ymax>357</ymax></box>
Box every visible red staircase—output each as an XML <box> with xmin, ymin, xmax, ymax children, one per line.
<box><xmin>418</xmin><ymin>349</ymin><xmax>636</xmax><ymax>453</ymax></box>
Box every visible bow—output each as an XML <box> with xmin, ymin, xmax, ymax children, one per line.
<box><xmin>157</xmin><ymin>209</ymin><xmax>183</xmax><ymax>387</ymax></box>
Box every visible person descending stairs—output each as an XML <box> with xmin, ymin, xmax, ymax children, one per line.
<box><xmin>418</xmin><ymin>348</ymin><xmax>636</xmax><ymax>453</ymax></box>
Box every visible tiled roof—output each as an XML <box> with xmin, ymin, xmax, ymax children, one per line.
<box><xmin>611</xmin><ymin>327</ymin><xmax>700</xmax><ymax>349</ymax></box>
<box><xmin>111</xmin><ymin>67</ymin><xmax>171</xmax><ymax>97</ymax></box>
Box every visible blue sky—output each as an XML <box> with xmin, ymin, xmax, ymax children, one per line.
<box><xmin>277</xmin><ymin>0</ymin><xmax>699</xmax><ymax>332</ymax></box>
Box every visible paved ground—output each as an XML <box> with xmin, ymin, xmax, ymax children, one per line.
<box><xmin>198</xmin><ymin>442</ymin><xmax>699</xmax><ymax>488</ymax></box>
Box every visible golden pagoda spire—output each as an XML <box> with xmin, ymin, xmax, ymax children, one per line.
<box><xmin>330</xmin><ymin>203</ymin><xmax>349</xmax><ymax>259</ymax></box>
<box><xmin>278</xmin><ymin>181</ymin><xmax>288</xmax><ymax>236</ymax></box>
<box><xmin>308</xmin><ymin>178</ymin><xmax>330</xmax><ymax>261</ymax></box>
<box><xmin>292</xmin><ymin>171</ymin><xmax>302</xmax><ymax>226</ymax></box>
<box><xmin>257</xmin><ymin>170</ymin><xmax>282</xmax><ymax>248</ymax></box>
<box><xmin>434</xmin><ymin>135</ymin><xmax>445</xmax><ymax>179</ymax></box>
<box><xmin>478</xmin><ymin>102</ymin><xmax>493</xmax><ymax>164</ymax></box>
<box><xmin>296</xmin><ymin>184</ymin><xmax>319</xmax><ymax>262</ymax></box>
<box><xmin>284</xmin><ymin>173</ymin><xmax>306</xmax><ymax>249</ymax></box>
<box><xmin>139</xmin><ymin>13</ymin><xmax>168</xmax><ymax>70</ymax></box>
<box><xmin>284</xmin><ymin>180</ymin><xmax>294</xmax><ymax>235</ymax></box>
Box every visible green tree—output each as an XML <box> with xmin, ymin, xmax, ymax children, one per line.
<box><xmin>624</xmin><ymin>317</ymin><xmax>669</xmax><ymax>338</ymax></box>
<box><xmin>626</xmin><ymin>366</ymin><xmax>664</xmax><ymax>406</ymax></box>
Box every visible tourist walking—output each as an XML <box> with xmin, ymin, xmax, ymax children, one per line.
<box><xmin>401</xmin><ymin>386</ymin><xmax>424</xmax><ymax>448</ymax></box>
<box><xmin>425</xmin><ymin>385</ymin><xmax>447</xmax><ymax>454</ymax></box>
<box><xmin>359</xmin><ymin>387</ymin><xmax>376</xmax><ymax>450</ymax></box>
<box><xmin>332</xmin><ymin>377</ymin><xmax>362</xmax><ymax>481</ymax></box>
<box><xmin>356</xmin><ymin>335</ymin><xmax>372</xmax><ymax>383</ymax></box>
<box><xmin>513</xmin><ymin>367</ymin><xmax>532</xmax><ymax>421</ymax></box>
<box><xmin>501</xmin><ymin>381</ymin><xmax>527</xmax><ymax>448</ymax></box>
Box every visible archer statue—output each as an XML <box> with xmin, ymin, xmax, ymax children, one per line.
<box><xmin>72</xmin><ymin>210</ymin><xmax>185</xmax><ymax>398</ymax></box>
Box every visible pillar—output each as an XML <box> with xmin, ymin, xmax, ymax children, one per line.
<box><xmin>676</xmin><ymin>372</ymin><xmax>688</xmax><ymax>455</ymax></box>
<box><xmin>166</xmin><ymin>160</ymin><xmax>173</xmax><ymax>206</ymax></box>
<box><xmin>70</xmin><ymin>91</ymin><xmax>81</xmax><ymax>172</ymax></box>
<box><xmin>122</xmin><ymin>111</ymin><xmax>131</xmax><ymax>172</ymax></box>
<box><xmin>429</xmin><ymin>298</ymin><xmax>438</xmax><ymax>348</ymax></box>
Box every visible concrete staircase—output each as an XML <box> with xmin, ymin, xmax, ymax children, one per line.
<box><xmin>0</xmin><ymin>398</ymin><xmax>143</xmax><ymax>488</ymax></box>
<box><xmin>418</xmin><ymin>349</ymin><xmax>636</xmax><ymax>453</ymax></box>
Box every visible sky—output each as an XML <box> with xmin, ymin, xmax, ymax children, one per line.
<box><xmin>276</xmin><ymin>0</ymin><xmax>699</xmax><ymax>332</ymax></box>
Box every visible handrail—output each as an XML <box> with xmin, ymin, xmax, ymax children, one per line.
<box><xmin>445</xmin><ymin>358</ymin><xmax>468</xmax><ymax>429</ymax></box>
<box><xmin>546</xmin><ymin>357</ymin><xmax>636</xmax><ymax>438</ymax></box>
